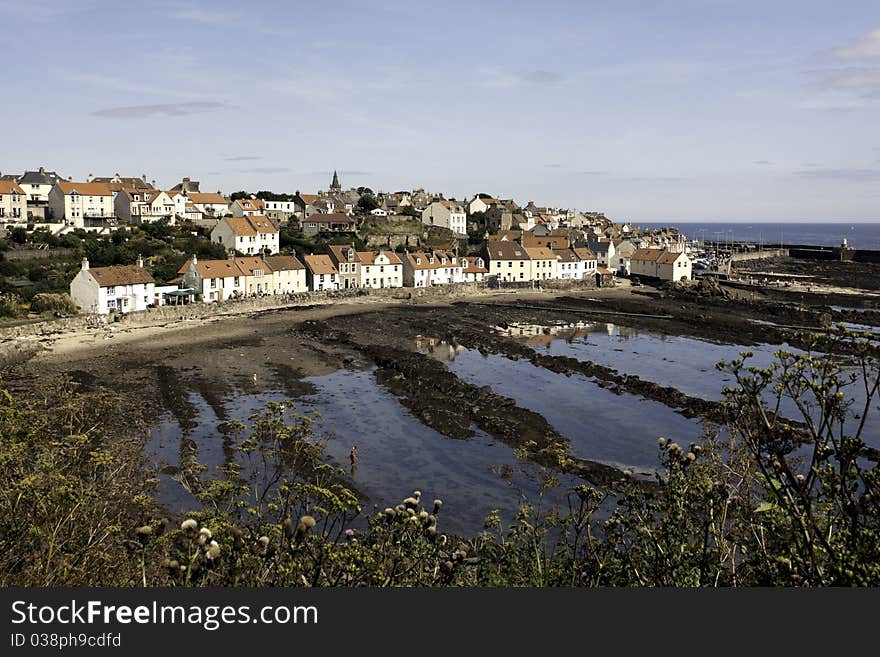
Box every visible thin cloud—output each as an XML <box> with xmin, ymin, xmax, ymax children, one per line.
<box><xmin>240</xmin><ymin>167</ymin><xmax>291</xmax><ymax>174</ymax></box>
<box><xmin>794</xmin><ymin>168</ymin><xmax>880</xmax><ymax>181</ymax></box>
<box><xmin>574</xmin><ymin>171</ymin><xmax>608</xmax><ymax>176</ymax></box>
<box><xmin>544</xmin><ymin>164</ymin><xmax>563</xmax><ymax>168</ymax></box>
<box><xmin>832</xmin><ymin>28</ymin><xmax>880</xmax><ymax>60</ymax></box>
<box><xmin>610</xmin><ymin>175</ymin><xmax>690</xmax><ymax>183</ymax></box>
<box><xmin>90</xmin><ymin>101</ymin><xmax>226</xmax><ymax>118</ymax></box>
<box><xmin>225</xmin><ymin>156</ymin><xmax>262</xmax><ymax>161</ymax></box>
<box><xmin>754</xmin><ymin>160</ymin><xmax>775</xmax><ymax>165</ymax></box>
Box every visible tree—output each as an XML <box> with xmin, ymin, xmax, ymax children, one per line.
<box><xmin>229</xmin><ymin>191</ymin><xmax>251</xmax><ymax>201</ymax></box>
<box><xmin>400</xmin><ymin>205</ymin><xmax>419</xmax><ymax>218</ymax></box>
<box><xmin>8</xmin><ymin>227</ymin><xmax>27</xmax><ymax>245</ymax></box>
<box><xmin>357</xmin><ymin>193</ymin><xmax>379</xmax><ymax>214</ymax></box>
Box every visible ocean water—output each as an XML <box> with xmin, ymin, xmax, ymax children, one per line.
<box><xmin>635</xmin><ymin>222</ymin><xmax>880</xmax><ymax>249</ymax></box>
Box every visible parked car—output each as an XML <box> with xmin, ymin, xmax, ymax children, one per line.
<box><xmin>630</xmin><ymin>276</ymin><xmax>641</xmax><ymax>286</ymax></box>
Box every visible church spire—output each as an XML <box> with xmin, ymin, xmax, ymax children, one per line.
<box><xmin>330</xmin><ymin>170</ymin><xmax>341</xmax><ymax>191</ymax></box>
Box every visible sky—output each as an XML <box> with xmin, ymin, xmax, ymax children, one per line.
<box><xmin>1</xmin><ymin>0</ymin><xmax>879</xmax><ymax>222</ymax></box>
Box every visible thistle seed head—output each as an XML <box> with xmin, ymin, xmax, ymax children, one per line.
<box><xmin>205</xmin><ymin>540</ymin><xmax>220</xmax><ymax>561</ymax></box>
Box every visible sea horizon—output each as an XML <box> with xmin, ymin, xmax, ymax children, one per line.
<box><xmin>632</xmin><ymin>221</ymin><xmax>880</xmax><ymax>249</ymax></box>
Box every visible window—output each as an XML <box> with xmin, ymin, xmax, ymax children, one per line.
<box><xmin>106</xmin><ymin>286</ymin><xmax>115</xmax><ymax>295</ymax></box>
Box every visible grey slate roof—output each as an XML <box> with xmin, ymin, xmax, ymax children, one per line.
<box><xmin>19</xmin><ymin>169</ymin><xmax>64</xmax><ymax>185</ymax></box>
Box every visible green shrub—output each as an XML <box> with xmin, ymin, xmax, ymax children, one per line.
<box><xmin>0</xmin><ymin>292</ymin><xmax>20</xmax><ymax>318</ymax></box>
<box><xmin>29</xmin><ymin>292</ymin><xmax>78</xmax><ymax>315</ymax></box>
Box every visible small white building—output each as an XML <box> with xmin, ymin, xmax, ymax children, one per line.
<box><xmin>211</xmin><ymin>215</ymin><xmax>279</xmax><ymax>255</ymax></box>
<box><xmin>115</xmin><ymin>189</ymin><xmax>175</xmax><ymax>224</ymax></box>
<box><xmin>554</xmin><ymin>249</ymin><xmax>585</xmax><ymax>280</ymax></box>
<box><xmin>186</xmin><ymin>192</ymin><xmax>229</xmax><ymax>218</ymax></box>
<box><xmin>179</xmin><ymin>256</ymin><xmax>246</xmax><ymax>303</ymax></box>
<box><xmin>262</xmin><ymin>199</ymin><xmax>298</xmax><ymax>223</ymax></box>
<box><xmin>16</xmin><ymin>167</ymin><xmax>65</xmax><ymax>220</ymax></box>
<box><xmin>422</xmin><ymin>200</ymin><xmax>467</xmax><ymax>236</ymax></box>
<box><xmin>230</xmin><ymin>197</ymin><xmax>265</xmax><ymax>217</ymax></box>
<box><xmin>468</xmin><ymin>195</ymin><xmax>500</xmax><ymax>215</ymax></box>
<box><xmin>572</xmin><ymin>247</ymin><xmax>598</xmax><ymax>278</ymax></box>
<box><xmin>370</xmin><ymin>207</ymin><xmax>389</xmax><ymax>217</ymax></box>
<box><xmin>264</xmin><ymin>255</ymin><xmax>308</xmax><ymax>294</ymax></box>
<box><xmin>304</xmin><ymin>254</ymin><xmax>340</xmax><ymax>291</ymax></box>
<box><xmin>70</xmin><ymin>256</ymin><xmax>156</xmax><ymax>314</ymax></box>
<box><xmin>0</xmin><ymin>181</ymin><xmax>27</xmax><ymax>223</ymax></box>
<box><xmin>358</xmin><ymin>250</ymin><xmax>403</xmax><ymax>288</ymax></box>
<box><xmin>461</xmin><ymin>255</ymin><xmax>488</xmax><ymax>282</ymax></box>
<box><xmin>402</xmin><ymin>251</ymin><xmax>464</xmax><ymax>287</ymax></box>
<box><xmin>630</xmin><ymin>249</ymin><xmax>692</xmax><ymax>282</ymax></box>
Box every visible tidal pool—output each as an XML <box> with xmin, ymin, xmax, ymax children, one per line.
<box><xmin>422</xmin><ymin>345</ymin><xmax>708</xmax><ymax>470</ymax></box>
<box><xmin>147</xmin><ymin>368</ymin><xmax>576</xmax><ymax>536</ymax></box>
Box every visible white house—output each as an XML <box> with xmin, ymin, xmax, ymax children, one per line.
<box><xmin>179</xmin><ymin>255</ymin><xmax>246</xmax><ymax>303</ymax></box>
<box><xmin>422</xmin><ymin>200</ymin><xmax>467</xmax><ymax>235</ymax></box>
<box><xmin>461</xmin><ymin>255</ymin><xmax>488</xmax><ymax>282</ymax></box>
<box><xmin>115</xmin><ymin>189</ymin><xmax>175</xmax><ymax>224</ymax></box>
<box><xmin>370</xmin><ymin>207</ymin><xmax>389</xmax><ymax>217</ymax></box>
<box><xmin>468</xmin><ymin>195</ymin><xmax>500</xmax><ymax>215</ymax></box>
<box><xmin>186</xmin><ymin>192</ymin><xmax>229</xmax><ymax>218</ymax></box>
<box><xmin>0</xmin><ymin>181</ymin><xmax>27</xmax><ymax>223</ymax></box>
<box><xmin>262</xmin><ymin>199</ymin><xmax>298</xmax><ymax>223</ymax></box>
<box><xmin>402</xmin><ymin>251</ymin><xmax>464</xmax><ymax>287</ymax></box>
<box><xmin>211</xmin><ymin>215</ymin><xmax>279</xmax><ymax>255</ymax></box>
<box><xmin>630</xmin><ymin>249</ymin><xmax>692</xmax><ymax>282</ymax></box>
<box><xmin>264</xmin><ymin>255</ymin><xmax>308</xmax><ymax>294</ymax></box>
<box><xmin>572</xmin><ymin>247</ymin><xmax>598</xmax><ymax>278</ymax></box>
<box><xmin>303</xmin><ymin>254</ymin><xmax>340</xmax><ymax>291</ymax></box>
<box><xmin>358</xmin><ymin>250</ymin><xmax>403</xmax><ymax>288</ymax></box>
<box><xmin>230</xmin><ymin>197</ymin><xmax>265</xmax><ymax>217</ymax></box>
<box><xmin>70</xmin><ymin>256</ymin><xmax>156</xmax><ymax>314</ymax></box>
<box><xmin>48</xmin><ymin>181</ymin><xmax>115</xmax><ymax>228</ymax></box>
<box><xmin>554</xmin><ymin>249</ymin><xmax>585</xmax><ymax>280</ymax></box>
<box><xmin>16</xmin><ymin>167</ymin><xmax>65</xmax><ymax>220</ymax></box>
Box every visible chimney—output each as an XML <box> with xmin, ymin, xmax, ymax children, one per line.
<box><xmin>81</xmin><ymin>257</ymin><xmax>89</xmax><ymax>271</ymax></box>
<box><xmin>183</xmin><ymin>177</ymin><xmax>190</xmax><ymax>183</ymax></box>
<box><xmin>39</xmin><ymin>166</ymin><xmax>45</xmax><ymax>174</ymax></box>
<box><xmin>87</xmin><ymin>173</ymin><xmax>94</xmax><ymax>182</ymax></box>
<box><xmin>136</xmin><ymin>254</ymin><xmax>144</xmax><ymax>268</ymax></box>
<box><xmin>192</xmin><ymin>253</ymin><xmax>198</xmax><ymax>265</ymax></box>
<box><xmin>142</xmin><ymin>174</ymin><xmax>147</xmax><ymax>182</ymax></box>
<box><xmin>151</xmin><ymin>180</ymin><xmax>156</xmax><ymax>187</ymax></box>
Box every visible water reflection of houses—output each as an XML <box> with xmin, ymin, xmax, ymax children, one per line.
<box><xmin>494</xmin><ymin>321</ymin><xmax>653</xmax><ymax>346</ymax></box>
<box><xmin>414</xmin><ymin>335</ymin><xmax>466</xmax><ymax>361</ymax></box>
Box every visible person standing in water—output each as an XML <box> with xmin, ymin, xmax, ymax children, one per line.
<box><xmin>349</xmin><ymin>446</ymin><xmax>358</xmax><ymax>475</ymax></box>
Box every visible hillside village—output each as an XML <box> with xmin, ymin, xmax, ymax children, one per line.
<box><xmin>0</xmin><ymin>168</ymin><xmax>691</xmax><ymax>316</ymax></box>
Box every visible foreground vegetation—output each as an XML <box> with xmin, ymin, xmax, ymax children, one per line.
<box><xmin>1</xmin><ymin>328</ymin><xmax>877</xmax><ymax>586</ymax></box>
